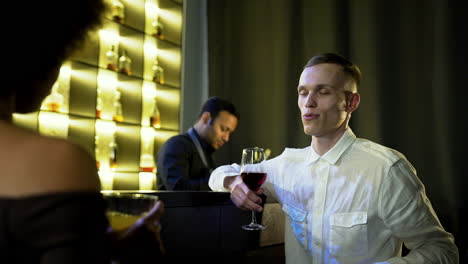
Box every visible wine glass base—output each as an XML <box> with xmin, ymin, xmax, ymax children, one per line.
<box><xmin>241</xmin><ymin>223</ymin><xmax>266</xmax><ymax>231</ymax></box>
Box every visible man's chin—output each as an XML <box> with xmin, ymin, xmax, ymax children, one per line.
<box><xmin>303</xmin><ymin>127</ymin><xmax>315</xmax><ymax>136</ymax></box>
<box><xmin>212</xmin><ymin>144</ymin><xmax>221</xmax><ymax>150</ymax></box>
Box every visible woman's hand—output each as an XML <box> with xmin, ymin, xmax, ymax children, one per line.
<box><xmin>109</xmin><ymin>200</ymin><xmax>166</xmax><ymax>262</ymax></box>
<box><xmin>142</xmin><ymin>200</ymin><xmax>165</xmax><ymax>232</ymax></box>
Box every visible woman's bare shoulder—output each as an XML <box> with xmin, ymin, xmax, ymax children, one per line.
<box><xmin>0</xmin><ymin>125</ymin><xmax>101</xmax><ymax>197</ymax></box>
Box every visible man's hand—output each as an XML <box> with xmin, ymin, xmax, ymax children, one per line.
<box><xmin>224</xmin><ymin>175</ymin><xmax>264</xmax><ymax>212</ymax></box>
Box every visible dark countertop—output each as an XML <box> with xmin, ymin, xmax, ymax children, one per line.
<box><xmin>104</xmin><ymin>190</ymin><xmax>284</xmax><ymax>261</ymax></box>
<box><xmin>105</xmin><ymin>190</ymin><xmax>234</xmax><ymax>207</ymax></box>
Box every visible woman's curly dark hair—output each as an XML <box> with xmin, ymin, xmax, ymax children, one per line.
<box><xmin>3</xmin><ymin>0</ymin><xmax>107</xmax><ymax>95</ymax></box>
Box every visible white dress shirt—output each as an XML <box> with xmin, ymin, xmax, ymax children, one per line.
<box><xmin>209</xmin><ymin>129</ymin><xmax>458</xmax><ymax>264</ymax></box>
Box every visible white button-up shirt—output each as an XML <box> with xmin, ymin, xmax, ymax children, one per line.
<box><xmin>209</xmin><ymin>129</ymin><xmax>458</xmax><ymax>264</ymax></box>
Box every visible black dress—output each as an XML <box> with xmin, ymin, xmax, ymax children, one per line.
<box><xmin>0</xmin><ymin>192</ymin><xmax>111</xmax><ymax>264</ymax></box>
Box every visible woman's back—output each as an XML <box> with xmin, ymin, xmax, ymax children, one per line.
<box><xmin>0</xmin><ymin>120</ymin><xmax>100</xmax><ymax>197</ymax></box>
<box><xmin>0</xmin><ymin>121</ymin><xmax>111</xmax><ymax>263</ymax></box>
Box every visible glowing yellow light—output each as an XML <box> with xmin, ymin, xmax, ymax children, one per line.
<box><xmin>142</xmin><ymin>81</ymin><xmax>157</xmax><ymax>97</ymax></box>
<box><xmin>95</xmin><ymin>119</ymin><xmax>117</xmax><ymax>135</ymax></box>
<box><xmin>145</xmin><ymin>2</ymin><xmax>160</xmax><ymax>17</ymax></box>
<box><xmin>141</xmin><ymin>127</ymin><xmax>155</xmax><ymax>139</ymax></box>
<box><xmin>144</xmin><ymin>41</ymin><xmax>158</xmax><ymax>58</ymax></box>
<box><xmin>99</xmin><ymin>171</ymin><xmax>114</xmax><ymax>190</ymax></box>
<box><xmin>119</xmin><ymin>37</ymin><xmax>140</xmax><ymax>52</ymax></box>
<box><xmin>159</xmin><ymin>9</ymin><xmax>182</xmax><ymax>26</ymax></box>
<box><xmin>97</xmin><ymin>69</ymin><xmax>118</xmax><ymax>89</ymax></box>
<box><xmin>156</xmin><ymin>89</ymin><xmax>179</xmax><ymax>102</ymax></box>
<box><xmin>73</xmin><ymin>69</ymin><xmax>98</xmax><ymax>84</ymax></box>
<box><xmin>59</xmin><ymin>62</ymin><xmax>72</xmax><ymax>77</ymax></box>
<box><xmin>154</xmin><ymin>130</ymin><xmax>178</xmax><ymax>142</ymax></box>
<box><xmin>99</xmin><ymin>29</ymin><xmax>120</xmax><ymax>43</ymax></box>
<box><xmin>139</xmin><ymin>172</ymin><xmax>155</xmax><ymax>190</ymax></box>
<box><xmin>157</xmin><ymin>49</ymin><xmax>180</xmax><ymax>65</ymax></box>
<box><xmin>13</xmin><ymin>113</ymin><xmax>36</xmax><ymax>123</ymax></box>
<box><xmin>38</xmin><ymin>112</ymin><xmax>69</xmax><ymax>139</ymax></box>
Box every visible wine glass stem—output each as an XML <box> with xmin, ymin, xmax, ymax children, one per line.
<box><xmin>251</xmin><ymin>210</ymin><xmax>258</xmax><ymax>224</ymax></box>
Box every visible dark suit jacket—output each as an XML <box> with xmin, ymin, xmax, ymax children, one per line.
<box><xmin>156</xmin><ymin>131</ymin><xmax>214</xmax><ymax>191</ymax></box>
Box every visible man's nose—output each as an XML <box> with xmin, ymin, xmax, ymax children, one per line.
<box><xmin>222</xmin><ymin>133</ymin><xmax>230</xmax><ymax>142</ymax></box>
<box><xmin>305</xmin><ymin>92</ymin><xmax>317</xmax><ymax>108</ymax></box>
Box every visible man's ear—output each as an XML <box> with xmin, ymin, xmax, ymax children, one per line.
<box><xmin>200</xmin><ymin>112</ymin><xmax>212</xmax><ymax>124</ymax></box>
<box><xmin>346</xmin><ymin>92</ymin><xmax>360</xmax><ymax>113</ymax></box>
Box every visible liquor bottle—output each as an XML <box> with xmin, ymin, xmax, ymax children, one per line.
<box><xmin>95</xmin><ymin>135</ymin><xmax>101</xmax><ymax>169</ymax></box>
<box><xmin>140</xmin><ymin>153</ymin><xmax>155</xmax><ymax>173</ymax></box>
<box><xmin>96</xmin><ymin>88</ymin><xmax>103</xmax><ymax>119</ymax></box>
<box><xmin>151</xmin><ymin>16</ymin><xmax>164</xmax><ymax>40</ymax></box>
<box><xmin>152</xmin><ymin>57</ymin><xmax>165</xmax><ymax>84</ymax></box>
<box><xmin>140</xmin><ymin>139</ymin><xmax>155</xmax><ymax>173</ymax></box>
<box><xmin>106</xmin><ymin>45</ymin><xmax>118</xmax><ymax>71</ymax></box>
<box><xmin>112</xmin><ymin>89</ymin><xmax>124</xmax><ymax>122</ymax></box>
<box><xmin>139</xmin><ymin>128</ymin><xmax>155</xmax><ymax>173</ymax></box>
<box><xmin>118</xmin><ymin>49</ymin><xmax>132</xmax><ymax>76</ymax></box>
<box><xmin>150</xmin><ymin>96</ymin><xmax>161</xmax><ymax>128</ymax></box>
<box><xmin>111</xmin><ymin>0</ymin><xmax>125</xmax><ymax>24</ymax></box>
<box><xmin>44</xmin><ymin>83</ymin><xmax>64</xmax><ymax>112</ymax></box>
<box><xmin>109</xmin><ymin>135</ymin><xmax>118</xmax><ymax>170</ymax></box>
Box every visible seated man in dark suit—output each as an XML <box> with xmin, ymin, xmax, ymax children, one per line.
<box><xmin>156</xmin><ymin>97</ymin><xmax>239</xmax><ymax>190</ymax></box>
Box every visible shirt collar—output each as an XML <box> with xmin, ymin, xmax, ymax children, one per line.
<box><xmin>307</xmin><ymin>128</ymin><xmax>356</xmax><ymax>165</ymax></box>
<box><xmin>189</xmin><ymin>127</ymin><xmax>215</xmax><ymax>154</ymax></box>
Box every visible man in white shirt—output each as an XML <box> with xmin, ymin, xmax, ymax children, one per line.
<box><xmin>209</xmin><ymin>53</ymin><xmax>458</xmax><ymax>263</ymax></box>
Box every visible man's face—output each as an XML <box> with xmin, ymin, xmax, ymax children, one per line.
<box><xmin>205</xmin><ymin>110</ymin><xmax>238</xmax><ymax>150</ymax></box>
<box><xmin>297</xmin><ymin>63</ymin><xmax>352</xmax><ymax>137</ymax></box>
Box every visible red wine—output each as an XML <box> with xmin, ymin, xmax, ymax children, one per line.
<box><xmin>241</xmin><ymin>172</ymin><xmax>267</xmax><ymax>191</ymax></box>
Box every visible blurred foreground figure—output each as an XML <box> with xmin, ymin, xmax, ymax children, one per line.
<box><xmin>0</xmin><ymin>1</ymin><xmax>164</xmax><ymax>263</ymax></box>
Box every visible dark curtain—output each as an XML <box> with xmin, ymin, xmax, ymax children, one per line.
<box><xmin>207</xmin><ymin>0</ymin><xmax>467</xmax><ymax>259</ymax></box>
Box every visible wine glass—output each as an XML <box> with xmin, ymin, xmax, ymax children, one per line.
<box><xmin>240</xmin><ymin>147</ymin><xmax>267</xmax><ymax>231</ymax></box>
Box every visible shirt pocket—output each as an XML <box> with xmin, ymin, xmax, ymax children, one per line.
<box><xmin>329</xmin><ymin>211</ymin><xmax>368</xmax><ymax>257</ymax></box>
<box><xmin>282</xmin><ymin>203</ymin><xmax>308</xmax><ymax>248</ymax></box>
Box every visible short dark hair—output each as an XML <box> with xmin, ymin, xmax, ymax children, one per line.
<box><xmin>304</xmin><ymin>53</ymin><xmax>361</xmax><ymax>87</ymax></box>
<box><xmin>200</xmin><ymin>97</ymin><xmax>240</xmax><ymax>121</ymax></box>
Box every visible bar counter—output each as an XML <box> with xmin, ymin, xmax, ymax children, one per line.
<box><xmin>115</xmin><ymin>191</ymin><xmax>285</xmax><ymax>262</ymax></box>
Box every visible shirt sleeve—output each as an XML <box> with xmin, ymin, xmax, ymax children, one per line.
<box><xmin>209</xmin><ymin>159</ymin><xmax>279</xmax><ymax>204</ymax></box>
<box><xmin>378</xmin><ymin>159</ymin><xmax>459</xmax><ymax>263</ymax></box>
<box><xmin>208</xmin><ymin>163</ymin><xmax>241</xmax><ymax>192</ymax></box>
